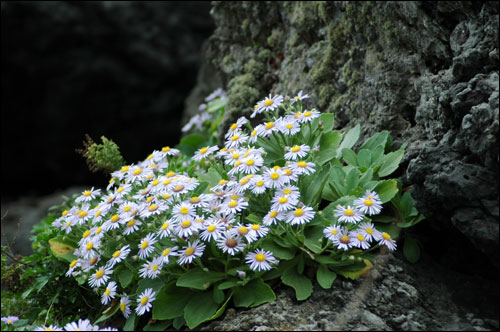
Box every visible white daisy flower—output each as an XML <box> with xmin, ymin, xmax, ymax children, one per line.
<box><xmin>289</xmin><ymin>160</ymin><xmax>316</xmax><ymax>175</ymax></box>
<box><xmin>351</xmin><ymin>231</ymin><xmax>371</xmax><ymax>250</ymax></box>
<box><xmin>101</xmin><ymin>281</ymin><xmax>117</xmax><ymax>305</ymax></box>
<box><xmin>77</xmin><ymin>228</ymin><xmax>94</xmax><ymax>247</ymax></box>
<box><xmin>157</xmin><ymin>219</ymin><xmax>176</xmax><ymax>239</ymax></box>
<box><xmin>354</xmin><ymin>190</ymin><xmax>383</xmax><ymax>216</ymax></box>
<box><xmin>246</xmin><ymin>249</ymin><xmax>279</xmax><ymax>271</ymax></box>
<box><xmin>140</xmin><ymin>257</ymin><xmax>163</xmax><ymax>279</ymax></box>
<box><xmin>88</xmin><ymin>266</ymin><xmax>113</xmax><ymax>288</ymax></box>
<box><xmin>263</xmin><ymin>209</ymin><xmax>285</xmax><ymax>226</ymax></box>
<box><xmin>172</xmin><ymin>203</ymin><xmax>196</xmax><ymax>221</ymax></box>
<box><xmin>140</xmin><ymin>201</ymin><xmax>168</xmax><ymax>219</ymax></box>
<box><xmin>71</xmin><ymin>203</ymin><xmax>92</xmax><ymax>225</ymax></box>
<box><xmin>123</xmin><ymin>218</ymin><xmax>142</xmax><ymax>235</ymax></box>
<box><xmin>64</xmin><ymin>319</ymin><xmax>95</xmax><ymax>331</ymax></box>
<box><xmin>114</xmin><ymin>183</ymin><xmax>133</xmax><ymax>199</ymax></box>
<box><xmin>247</xmin><ymin>223</ymin><xmax>269</xmax><ymax>238</ymax></box>
<box><xmin>286</xmin><ymin>206</ymin><xmax>316</xmax><ymax>225</ymax></box>
<box><xmin>225</xmin><ymin>116</ymin><xmax>248</xmax><ymax>139</ymax></box>
<box><xmin>174</xmin><ymin>217</ymin><xmax>199</xmax><ymax>238</ymax></box>
<box><xmin>76</xmin><ymin>187</ymin><xmax>101</xmax><ymax>203</ymax></box>
<box><xmin>216</xmin><ymin>232</ymin><xmax>245</xmax><ymax>255</ymax></box>
<box><xmin>111</xmin><ymin>165</ymin><xmax>131</xmax><ymax>181</ymax></box>
<box><xmin>323</xmin><ymin>225</ymin><xmax>342</xmax><ymax>242</ymax></box>
<box><xmin>271</xmin><ymin>193</ymin><xmax>298</xmax><ymax>212</ymax></box>
<box><xmin>239</xmin><ymin>155</ymin><xmax>264</xmax><ymax>174</ymax></box>
<box><xmin>231</xmin><ymin>224</ymin><xmax>258</xmax><ymax>243</ymax></box>
<box><xmin>332</xmin><ymin>228</ymin><xmax>354</xmax><ymax>250</ymax></box>
<box><xmin>378</xmin><ymin>232</ymin><xmax>397</xmax><ymax>251</ymax></box>
<box><xmin>221</xmin><ymin>198</ymin><xmax>248</xmax><ymax>216</ymax></box>
<box><xmin>119</xmin><ymin>296</ymin><xmax>131</xmax><ymax>318</ymax></box>
<box><xmin>178</xmin><ymin>240</ymin><xmax>206</xmax><ymax>265</ymax></box>
<box><xmin>90</xmin><ymin>206</ymin><xmax>105</xmax><ymax>225</ymax></box>
<box><xmin>263</xmin><ymin>167</ymin><xmax>288</xmax><ymax>189</ymax></box>
<box><xmin>125</xmin><ymin>166</ymin><xmax>154</xmax><ymax>184</ymax></box>
<box><xmin>256</xmin><ymin>94</ymin><xmax>284</xmax><ymax>114</ymax></box>
<box><xmin>138</xmin><ymin>233</ymin><xmax>157</xmax><ymax>259</ymax></box>
<box><xmin>256</xmin><ymin>121</ymin><xmax>279</xmax><ymax>138</ymax></box>
<box><xmin>160</xmin><ymin>246</ymin><xmax>178</xmax><ymax>264</ymax></box>
<box><xmin>80</xmin><ymin>237</ymin><xmax>101</xmax><ymax>259</ymax></box>
<box><xmin>65</xmin><ymin>259</ymin><xmax>81</xmax><ymax>277</ymax></box>
<box><xmin>80</xmin><ymin>255</ymin><xmax>101</xmax><ymax>272</ymax></box>
<box><xmin>200</xmin><ymin>219</ymin><xmax>226</xmax><ymax>241</ymax></box>
<box><xmin>100</xmin><ymin>193</ymin><xmax>121</xmax><ymax>214</ymax></box>
<box><xmin>106</xmin><ymin>244</ymin><xmax>131</xmax><ymax>268</ymax></box>
<box><xmin>334</xmin><ymin>205</ymin><xmax>364</xmax><ymax>224</ymax></box>
<box><xmin>277</xmin><ymin>116</ymin><xmax>301</xmax><ymax>136</ymax></box>
<box><xmin>103</xmin><ymin>213</ymin><xmax>125</xmax><ymax>231</ymax></box>
<box><xmin>34</xmin><ymin>324</ymin><xmax>62</xmax><ymax>331</ymax></box>
<box><xmin>357</xmin><ymin>222</ymin><xmax>382</xmax><ymax>242</ymax></box>
<box><xmin>284</xmin><ymin>144</ymin><xmax>310</xmax><ymax>160</ymax></box>
<box><xmin>291</xmin><ymin>90</ymin><xmax>310</xmax><ymax>103</ymax></box>
<box><xmin>297</xmin><ymin>109</ymin><xmax>321</xmax><ymax>123</ymax></box>
<box><xmin>193</xmin><ymin>145</ymin><xmax>219</xmax><ymax>162</ymax></box>
<box><xmin>225</xmin><ymin>131</ymin><xmax>249</xmax><ymax>149</ymax></box>
<box><xmin>136</xmin><ymin>288</ymin><xmax>156</xmax><ymax>316</ymax></box>
<box><xmin>248</xmin><ymin>128</ymin><xmax>260</xmax><ymax>143</ymax></box>
<box><xmin>250</xmin><ymin>175</ymin><xmax>267</xmax><ymax>194</ymax></box>
<box><xmin>234</xmin><ymin>175</ymin><xmax>255</xmax><ymax>193</ymax></box>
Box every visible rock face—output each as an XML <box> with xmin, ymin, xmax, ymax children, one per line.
<box><xmin>190</xmin><ymin>1</ymin><xmax>499</xmax><ymax>269</ymax></box>
<box><xmin>1</xmin><ymin>1</ymin><xmax>214</xmax><ymax>198</ymax></box>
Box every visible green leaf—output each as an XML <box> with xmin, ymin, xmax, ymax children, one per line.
<box><xmin>176</xmin><ymin>134</ymin><xmax>208</xmax><ymax>157</ymax></box>
<box><xmin>123</xmin><ymin>313</ymin><xmax>138</xmax><ymax>331</ymax></box>
<box><xmin>403</xmin><ymin>235</ymin><xmax>421</xmax><ymax>263</ymax></box>
<box><xmin>374</xmin><ymin>180</ymin><xmax>399</xmax><ymax>203</ymax></box>
<box><xmin>144</xmin><ymin>320</ymin><xmax>172</xmax><ymax>331</ymax></box>
<box><xmin>206</xmin><ymin>98</ymin><xmax>226</xmax><ymax>113</ymax></box>
<box><xmin>117</xmin><ymin>267</ymin><xmax>134</xmax><ymax>289</ymax></box>
<box><xmin>359</xmin><ymin>131</ymin><xmax>391</xmax><ymax>152</ymax></box>
<box><xmin>195</xmin><ymin>167</ymin><xmax>222</xmax><ymax>188</ymax></box>
<box><xmin>48</xmin><ymin>236</ymin><xmax>77</xmax><ymax>262</ymax></box>
<box><xmin>337</xmin><ymin>270</ymin><xmax>361</xmax><ymax>280</ymax></box>
<box><xmin>399</xmin><ymin>191</ymin><xmax>414</xmax><ymax>218</ymax></box>
<box><xmin>245</xmin><ymin>214</ymin><xmax>262</xmax><ymax>224</ymax></box>
<box><xmin>218</xmin><ymin>280</ymin><xmax>239</xmax><ymax>290</ymax></box>
<box><xmin>209</xmin><ymin>293</ymin><xmax>233</xmax><ymax>320</ymax></box>
<box><xmin>371</xmin><ymin>145</ymin><xmax>385</xmax><ymax>165</ymax></box>
<box><xmin>320</xmin><ymin>113</ymin><xmax>334</xmax><ymax>131</ymax></box>
<box><xmin>345</xmin><ymin>168</ymin><xmax>359</xmax><ymax>193</ymax></box>
<box><xmin>336</xmin><ymin>124</ymin><xmax>360</xmax><ymax>158</ymax></box>
<box><xmin>261</xmin><ymin>238</ymin><xmax>297</xmax><ymax>260</ymax></box>
<box><xmin>173</xmin><ymin>316</ymin><xmax>186</xmax><ymax>329</ymax></box>
<box><xmin>302</xmin><ymin>164</ymin><xmax>331</xmax><ymax>206</ymax></box>
<box><xmin>329</xmin><ymin>165</ymin><xmax>347</xmax><ymax>196</ymax></box>
<box><xmin>304</xmin><ymin>226</ymin><xmax>324</xmax><ymax>254</ymax></box>
<box><xmin>233</xmin><ymin>278</ymin><xmax>276</xmax><ymax>308</ymax></box>
<box><xmin>378</xmin><ymin>149</ymin><xmax>404</xmax><ymax>177</ymax></box>
<box><xmin>213</xmin><ymin>287</ymin><xmax>225</xmax><ymax>304</ymax></box>
<box><xmin>177</xmin><ymin>268</ymin><xmax>226</xmax><ymax>290</ymax></box>
<box><xmin>342</xmin><ymin>148</ymin><xmax>358</xmax><ymax>166</ymax></box>
<box><xmin>153</xmin><ymin>282</ymin><xmax>195</xmax><ymax>320</ymax></box>
<box><xmin>376</xmin><ymin>224</ymin><xmax>401</xmax><ymax>240</ymax></box>
<box><xmin>317</xmin><ymin>264</ymin><xmax>337</xmax><ymax>289</ymax></box>
<box><xmin>137</xmin><ymin>278</ymin><xmax>165</xmax><ymax>296</ymax></box>
<box><xmin>281</xmin><ymin>268</ymin><xmax>313</xmax><ymax>301</ymax></box>
<box><xmin>317</xmin><ymin>131</ymin><xmax>342</xmax><ymax>165</ymax></box>
<box><xmin>357</xmin><ymin>149</ymin><xmax>372</xmax><ymax>168</ymax></box>
<box><xmin>94</xmin><ymin>301</ymin><xmax>120</xmax><ymax>325</ymax></box>
<box><xmin>358</xmin><ymin>168</ymin><xmax>374</xmax><ymax>187</ymax></box>
<box><xmin>192</xmin><ymin>182</ymin><xmax>209</xmax><ymax>197</ymax></box>
<box><xmin>184</xmin><ymin>291</ymin><xmax>219</xmax><ymax>329</ymax></box>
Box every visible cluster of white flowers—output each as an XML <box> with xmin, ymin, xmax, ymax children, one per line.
<box><xmin>52</xmin><ymin>90</ymin><xmax>393</xmax><ymax>320</ymax></box>
<box><xmin>33</xmin><ymin>318</ymin><xmax>118</xmax><ymax>331</ymax></box>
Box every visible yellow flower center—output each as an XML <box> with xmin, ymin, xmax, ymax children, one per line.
<box><xmin>297</xmin><ymin>161</ymin><xmax>307</xmax><ymax>168</ymax></box>
<box><xmin>238</xmin><ymin>226</ymin><xmax>249</xmax><ymax>235</ymax></box>
<box><xmin>141</xmin><ymin>241</ymin><xmax>149</xmax><ymax>249</ymax></box>
<box><xmin>331</xmin><ymin>229</ymin><xmax>338</xmax><ymax>235</ymax></box>
<box><xmin>133</xmin><ymin>168</ymin><xmax>143</xmax><ymax>176</ymax></box>
<box><xmin>83</xmin><ymin>190</ymin><xmax>92</xmax><ymax>197</ymax></box>
<box><xmin>95</xmin><ymin>226</ymin><xmax>102</xmax><ymax>235</ymax></box>
<box><xmin>78</xmin><ymin>211</ymin><xmax>88</xmax><ymax>218</ymax></box>
<box><xmin>255</xmin><ymin>253</ymin><xmax>266</xmax><ymax>262</ymax></box>
<box><xmin>111</xmin><ymin>214</ymin><xmax>120</xmax><ymax>223</ymax></box>
<box><xmin>230</xmin><ymin>123</ymin><xmax>238</xmax><ymax>131</ymax></box>
<box><xmin>147</xmin><ymin>153</ymin><xmax>153</xmax><ymax>160</ymax></box>
<box><xmin>246</xmin><ymin>159</ymin><xmax>255</xmax><ymax>166</ymax></box>
<box><xmin>162</xmin><ymin>193</ymin><xmax>172</xmax><ymax>200</ymax></box>
<box><xmin>283</xmin><ymin>188</ymin><xmax>292</xmax><ymax>195</ymax></box>
<box><xmin>228</xmin><ymin>200</ymin><xmax>238</xmax><ymax>208</ymax></box>
<box><xmin>146</xmin><ymin>196</ymin><xmax>154</xmax><ymax>203</ymax></box>
<box><xmin>304</xmin><ymin>111</ymin><xmax>312</xmax><ymax>117</ymax></box>
<box><xmin>160</xmin><ymin>222</ymin><xmax>169</xmax><ymax>230</ymax></box>
<box><xmin>231</xmin><ymin>195</ymin><xmax>240</xmax><ymax>200</ymax></box>
<box><xmin>112</xmin><ymin>250</ymin><xmax>121</xmax><ymax>259</ymax></box>
<box><xmin>152</xmin><ymin>179</ymin><xmax>159</xmax><ymax>186</ymax></box>
<box><xmin>66</xmin><ymin>220</ymin><xmax>72</xmax><ymax>227</ymax></box>
<box><xmin>123</xmin><ymin>206</ymin><xmax>131</xmax><ymax>212</ymax></box>
<box><xmin>207</xmin><ymin>225</ymin><xmax>217</xmax><ymax>232</ymax></box>
<box><xmin>294</xmin><ymin>112</ymin><xmax>303</xmax><ymax>118</ymax></box>
<box><xmin>200</xmin><ymin>147</ymin><xmax>209</xmax><ymax>154</ymax></box>
<box><xmin>95</xmin><ymin>209</ymin><xmax>102</xmax><ymax>217</ymax></box>
<box><xmin>149</xmin><ymin>204</ymin><xmax>158</xmax><ymax>212</ymax></box>
<box><xmin>226</xmin><ymin>238</ymin><xmax>237</xmax><ymax>248</ymax></box>
<box><xmin>167</xmin><ymin>171</ymin><xmax>176</xmax><ymax>177</ymax></box>
<box><xmin>231</xmin><ymin>135</ymin><xmax>240</xmax><ymax>141</ymax></box>
<box><xmin>174</xmin><ymin>185</ymin><xmax>185</xmax><ymax>192</ymax></box>
<box><xmin>264</xmin><ymin>99</ymin><xmax>273</xmax><ymax>107</ymax></box>
<box><xmin>152</xmin><ymin>264</ymin><xmax>159</xmax><ymax>272</ymax></box>
<box><xmin>340</xmin><ymin>235</ymin><xmax>350</xmax><ymax>244</ymax></box>
<box><xmin>82</xmin><ymin>230</ymin><xmax>91</xmax><ymax>238</ymax></box>
<box><xmin>251</xmin><ymin>129</ymin><xmax>257</xmax><ymax>137</ymax></box>
<box><xmin>357</xmin><ymin>234</ymin><xmax>365</xmax><ymax>241</ymax></box>
<box><xmin>251</xmin><ymin>224</ymin><xmax>260</xmax><ymax>231</ymax></box>
<box><xmin>382</xmin><ymin>232</ymin><xmax>391</xmax><ymax>240</ymax></box>
<box><xmin>265</xmin><ymin>122</ymin><xmax>275</xmax><ymax>130</ymax></box>
<box><xmin>256</xmin><ymin>180</ymin><xmax>265</xmax><ymax>187</ymax></box>
<box><xmin>294</xmin><ymin>209</ymin><xmax>304</xmax><ymax>217</ymax></box>
<box><xmin>291</xmin><ymin>145</ymin><xmax>301</xmax><ymax>152</ymax></box>
<box><xmin>269</xmin><ymin>211</ymin><xmax>278</xmax><ymax>218</ymax></box>
<box><xmin>120</xmin><ymin>302</ymin><xmax>126</xmax><ymax>311</ymax></box>
<box><xmin>279</xmin><ymin>197</ymin><xmax>288</xmax><ymax>204</ymax></box>
<box><xmin>62</xmin><ymin>209</ymin><xmax>69</xmax><ymax>217</ymax></box>
<box><xmin>344</xmin><ymin>209</ymin><xmax>355</xmax><ymax>216</ymax></box>
<box><xmin>240</xmin><ymin>177</ymin><xmax>249</xmax><ymax>185</ymax></box>
<box><xmin>86</xmin><ymin>242</ymin><xmax>93</xmax><ymax>250</ymax></box>
<box><xmin>270</xmin><ymin>172</ymin><xmax>279</xmax><ymax>180</ymax></box>
<box><xmin>180</xmin><ymin>207</ymin><xmax>189</xmax><ymax>215</ymax></box>
<box><xmin>127</xmin><ymin>220</ymin><xmax>136</xmax><ymax>227</ymax></box>
<box><xmin>140</xmin><ymin>296</ymin><xmax>148</xmax><ymax>306</ymax></box>
<box><xmin>121</xmin><ymin>165</ymin><xmax>129</xmax><ymax>173</ymax></box>
<box><xmin>90</xmin><ymin>256</ymin><xmax>99</xmax><ymax>266</ymax></box>
<box><xmin>162</xmin><ymin>248</ymin><xmax>171</xmax><ymax>256</ymax></box>
<box><xmin>162</xmin><ymin>146</ymin><xmax>171</xmax><ymax>152</ymax></box>
<box><xmin>181</xmin><ymin>220</ymin><xmax>192</xmax><ymax>229</ymax></box>
<box><xmin>95</xmin><ymin>269</ymin><xmax>104</xmax><ymax>279</ymax></box>
<box><xmin>218</xmin><ymin>179</ymin><xmax>228</xmax><ymax>185</ymax></box>
<box><xmin>284</xmin><ymin>169</ymin><xmax>292</xmax><ymax>176</ymax></box>
<box><xmin>364</xmin><ymin>199</ymin><xmax>373</xmax><ymax>206</ymax></box>
<box><xmin>7</xmin><ymin>319</ymin><xmax>12</xmax><ymax>324</ymax></box>
<box><xmin>365</xmin><ymin>228</ymin><xmax>374</xmax><ymax>235</ymax></box>
<box><xmin>190</xmin><ymin>196</ymin><xmax>201</xmax><ymax>204</ymax></box>
<box><xmin>70</xmin><ymin>260</ymin><xmax>78</xmax><ymax>268</ymax></box>
<box><xmin>185</xmin><ymin>247</ymin><xmax>195</xmax><ymax>256</ymax></box>
<box><xmin>105</xmin><ymin>289</ymin><xmax>111</xmax><ymax>296</ymax></box>
<box><xmin>234</xmin><ymin>160</ymin><xmax>242</xmax><ymax>167</ymax></box>
<box><xmin>117</xmin><ymin>186</ymin><xmax>125</xmax><ymax>193</ymax></box>
<box><xmin>163</xmin><ymin>179</ymin><xmax>171</xmax><ymax>186</ymax></box>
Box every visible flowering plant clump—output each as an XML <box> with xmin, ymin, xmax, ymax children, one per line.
<box><xmin>40</xmin><ymin>90</ymin><xmax>423</xmax><ymax>330</ymax></box>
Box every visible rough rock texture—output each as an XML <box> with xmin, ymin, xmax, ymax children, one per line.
<box><xmin>190</xmin><ymin>1</ymin><xmax>499</xmax><ymax>268</ymax></box>
<box><xmin>201</xmin><ymin>251</ymin><xmax>499</xmax><ymax>331</ymax></box>
<box><xmin>1</xmin><ymin>1</ymin><xmax>213</xmax><ymax>198</ymax></box>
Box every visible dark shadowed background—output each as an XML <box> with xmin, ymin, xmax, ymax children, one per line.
<box><xmin>1</xmin><ymin>1</ymin><xmax>214</xmax><ymax>201</ymax></box>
